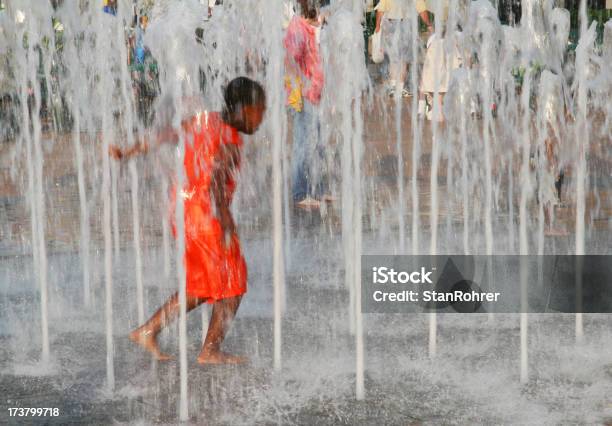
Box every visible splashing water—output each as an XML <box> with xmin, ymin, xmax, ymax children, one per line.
<box><xmin>0</xmin><ymin>0</ymin><xmax>610</xmax><ymax>423</ymax></box>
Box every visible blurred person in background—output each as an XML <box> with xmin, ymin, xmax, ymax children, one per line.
<box><xmin>416</xmin><ymin>0</ymin><xmax>462</xmax><ymax>121</ymax></box>
<box><xmin>374</xmin><ymin>0</ymin><xmax>412</xmax><ymax>97</ymax></box>
<box><xmin>284</xmin><ymin>0</ymin><xmax>329</xmax><ymax>209</ymax></box>
<box><xmin>102</xmin><ymin>0</ymin><xmax>117</xmax><ymax>16</ymax></box>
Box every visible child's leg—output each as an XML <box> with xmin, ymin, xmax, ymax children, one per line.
<box><xmin>130</xmin><ymin>292</ymin><xmax>206</xmax><ymax>360</ymax></box>
<box><xmin>197</xmin><ymin>296</ymin><xmax>244</xmax><ymax>364</ymax></box>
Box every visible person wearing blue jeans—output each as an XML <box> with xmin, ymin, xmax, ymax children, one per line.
<box><xmin>291</xmin><ymin>100</ymin><xmax>327</xmax><ymax>206</ymax></box>
<box><xmin>284</xmin><ymin>0</ymin><xmax>326</xmax><ymax>209</ymax></box>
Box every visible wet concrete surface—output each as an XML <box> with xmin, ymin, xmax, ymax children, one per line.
<box><xmin>0</xmin><ymin>90</ymin><xmax>611</xmax><ymax>424</ymax></box>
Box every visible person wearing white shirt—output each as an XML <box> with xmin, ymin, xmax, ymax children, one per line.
<box><xmin>374</xmin><ymin>0</ymin><xmax>412</xmax><ymax>97</ymax></box>
<box><xmin>416</xmin><ymin>0</ymin><xmax>461</xmax><ymax>121</ymax></box>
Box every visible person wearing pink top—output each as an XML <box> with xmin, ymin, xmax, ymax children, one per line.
<box><xmin>284</xmin><ymin>0</ymin><xmax>327</xmax><ymax>209</ymax></box>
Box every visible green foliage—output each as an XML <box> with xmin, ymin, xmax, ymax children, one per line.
<box><xmin>568</xmin><ymin>8</ymin><xmax>612</xmax><ymax>49</ymax></box>
<box><xmin>589</xmin><ymin>8</ymin><xmax>612</xmax><ymax>44</ymax></box>
<box><xmin>510</xmin><ymin>62</ymin><xmax>544</xmax><ymax>88</ymax></box>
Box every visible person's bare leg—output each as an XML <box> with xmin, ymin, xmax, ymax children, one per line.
<box><xmin>437</xmin><ymin>93</ymin><xmax>446</xmax><ymax>123</ymax></box>
<box><xmin>543</xmin><ymin>133</ymin><xmax>567</xmax><ymax>236</ymax></box>
<box><xmin>400</xmin><ymin>62</ymin><xmax>409</xmax><ymax>96</ymax></box>
<box><xmin>389</xmin><ymin>61</ymin><xmax>399</xmax><ymax>85</ymax></box>
<box><xmin>197</xmin><ymin>296</ymin><xmax>245</xmax><ymax>364</ymax></box>
<box><xmin>130</xmin><ymin>292</ymin><xmax>205</xmax><ymax>360</ymax></box>
<box><xmin>544</xmin><ymin>204</ymin><xmax>569</xmax><ymax>236</ymax></box>
<box><xmin>418</xmin><ymin>92</ymin><xmax>427</xmax><ymax>115</ymax></box>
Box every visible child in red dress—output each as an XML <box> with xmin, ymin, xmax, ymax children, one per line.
<box><xmin>111</xmin><ymin>77</ymin><xmax>266</xmax><ymax>364</ymax></box>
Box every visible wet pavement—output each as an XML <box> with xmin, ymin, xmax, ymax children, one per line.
<box><xmin>0</xmin><ymin>92</ymin><xmax>611</xmax><ymax>424</ymax></box>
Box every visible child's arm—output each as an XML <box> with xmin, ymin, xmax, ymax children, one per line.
<box><xmin>375</xmin><ymin>10</ymin><xmax>383</xmax><ymax>33</ymax></box>
<box><xmin>109</xmin><ymin>125</ymin><xmax>179</xmax><ymax>161</ymax></box>
<box><xmin>210</xmin><ymin>145</ymin><xmax>239</xmax><ymax>244</ymax></box>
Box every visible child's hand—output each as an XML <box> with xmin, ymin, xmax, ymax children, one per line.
<box><xmin>109</xmin><ymin>144</ymin><xmax>124</xmax><ymax>160</ymax></box>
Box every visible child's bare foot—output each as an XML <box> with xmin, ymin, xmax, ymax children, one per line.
<box><xmin>197</xmin><ymin>350</ymin><xmax>247</xmax><ymax>365</ymax></box>
<box><xmin>129</xmin><ymin>329</ymin><xmax>173</xmax><ymax>361</ymax></box>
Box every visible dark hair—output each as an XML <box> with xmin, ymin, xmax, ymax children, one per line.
<box><xmin>298</xmin><ymin>0</ymin><xmax>319</xmax><ymax>20</ymax></box>
<box><xmin>223</xmin><ymin>77</ymin><xmax>266</xmax><ymax>115</ymax></box>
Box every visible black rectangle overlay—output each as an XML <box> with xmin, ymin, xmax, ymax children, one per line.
<box><xmin>361</xmin><ymin>256</ymin><xmax>612</xmax><ymax>313</ymax></box>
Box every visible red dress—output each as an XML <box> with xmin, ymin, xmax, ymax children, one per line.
<box><xmin>172</xmin><ymin>112</ymin><xmax>247</xmax><ymax>302</ymax></box>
